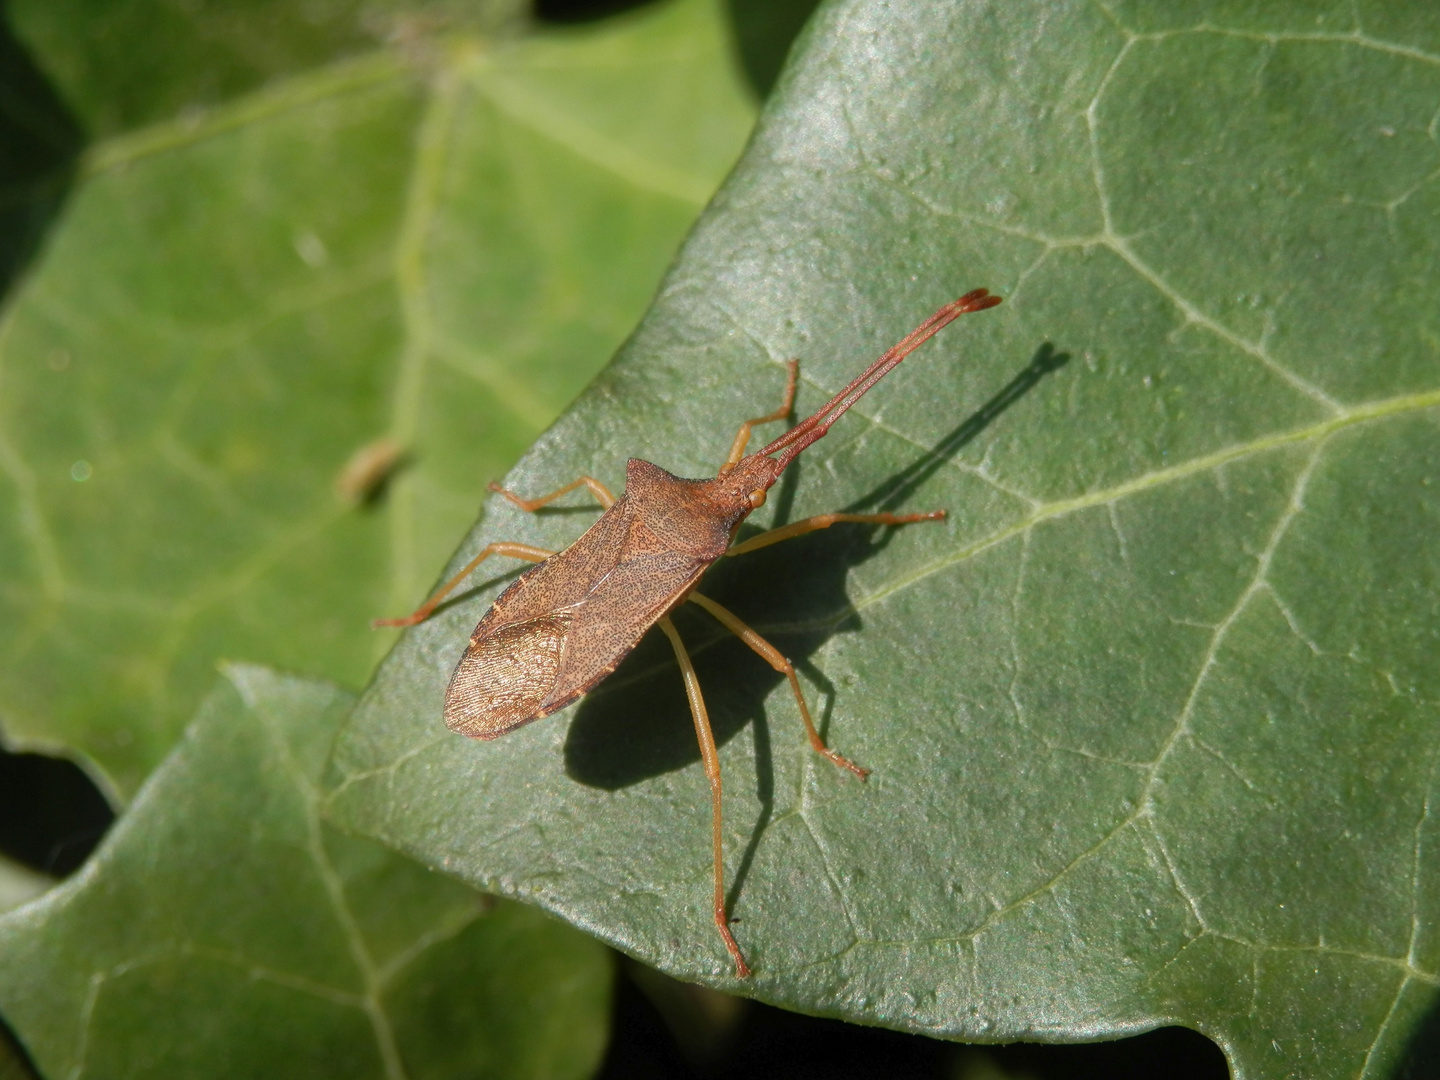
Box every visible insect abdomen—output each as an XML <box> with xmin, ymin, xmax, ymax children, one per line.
<box><xmin>444</xmin><ymin>614</ymin><xmax>570</xmax><ymax>739</ymax></box>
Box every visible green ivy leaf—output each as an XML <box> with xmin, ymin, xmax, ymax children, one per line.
<box><xmin>327</xmin><ymin>0</ymin><xmax>1440</xmax><ymax>1075</ymax></box>
<box><xmin>0</xmin><ymin>665</ymin><xmax>611</xmax><ymax>1079</ymax></box>
<box><xmin>0</xmin><ymin>0</ymin><xmax>756</xmax><ymax>797</ymax></box>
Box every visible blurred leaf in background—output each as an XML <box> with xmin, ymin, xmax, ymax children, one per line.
<box><xmin>0</xmin><ymin>0</ymin><xmax>757</xmax><ymax>799</ymax></box>
<box><xmin>0</xmin><ymin>666</ymin><xmax>611</xmax><ymax>1080</ymax></box>
<box><xmin>327</xmin><ymin>1</ymin><xmax>1440</xmax><ymax>1077</ymax></box>
<box><xmin>7</xmin><ymin>0</ymin><xmax>529</xmax><ymax>136</ymax></box>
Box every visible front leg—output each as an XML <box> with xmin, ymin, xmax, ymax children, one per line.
<box><xmin>719</xmin><ymin>359</ymin><xmax>798</xmax><ymax>472</ymax></box>
<box><xmin>374</xmin><ymin>543</ymin><xmax>553</xmax><ymax>628</ymax></box>
<box><xmin>489</xmin><ymin>475</ymin><xmax>615</xmax><ymax>511</ymax></box>
<box><xmin>688</xmin><ymin>591</ymin><xmax>867</xmax><ymax>779</ymax></box>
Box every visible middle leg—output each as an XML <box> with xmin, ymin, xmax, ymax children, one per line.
<box><xmin>688</xmin><ymin>591</ymin><xmax>867</xmax><ymax>780</ymax></box>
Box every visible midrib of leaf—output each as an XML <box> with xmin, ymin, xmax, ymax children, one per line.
<box><xmin>385</xmin><ymin>47</ymin><xmax>463</xmax><ymax>619</ymax></box>
<box><xmin>238</xmin><ymin>674</ymin><xmax>410</xmax><ymax>1080</ymax></box>
<box><xmin>562</xmin><ymin>383</ymin><xmax>1440</xmax><ymax>728</ymax></box>
<box><xmin>852</xmin><ymin>386</ymin><xmax>1440</xmax><ymax>624</ymax></box>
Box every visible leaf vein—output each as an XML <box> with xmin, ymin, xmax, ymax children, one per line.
<box><xmin>1357</xmin><ymin>975</ymin><xmax>1410</xmax><ymax>1080</ymax></box>
<box><xmin>83</xmin><ymin>51</ymin><xmax>414</xmax><ymax>174</ymax></box>
<box><xmin>1134</xmin><ymin>441</ymin><xmax>1325</xmax><ymax>826</ymax></box>
<box><xmin>468</xmin><ymin>64</ymin><xmax>715</xmax><ymax>205</ymax></box>
<box><xmin>794</xmin><ymin>810</ymin><xmax>862</xmax><ymax>947</ymax></box>
<box><xmin>845</xmin><ymin>388</ymin><xmax>1440</xmax><ymax>624</ymax></box>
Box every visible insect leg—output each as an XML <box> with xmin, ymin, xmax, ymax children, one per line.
<box><xmin>657</xmin><ymin>615</ymin><xmax>751</xmax><ymax>979</ymax></box>
<box><xmin>720</xmin><ymin>359</ymin><xmax>798</xmax><ymax>471</ymax></box>
<box><xmin>725</xmin><ymin>510</ymin><xmax>945</xmax><ymax>557</ymax></box>
<box><xmin>373</xmin><ymin>543</ymin><xmax>553</xmax><ymax>628</ymax></box>
<box><xmin>488</xmin><ymin>475</ymin><xmax>615</xmax><ymax>511</ymax></box>
<box><xmin>688</xmin><ymin>592</ymin><xmax>868</xmax><ymax>780</ymax></box>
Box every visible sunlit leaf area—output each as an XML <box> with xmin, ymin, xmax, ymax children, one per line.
<box><xmin>2</xmin><ymin>1</ymin><xmax>1437</xmax><ymax>1077</ymax></box>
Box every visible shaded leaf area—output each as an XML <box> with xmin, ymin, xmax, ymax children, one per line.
<box><xmin>328</xmin><ymin>0</ymin><xmax>1440</xmax><ymax>1077</ymax></box>
<box><xmin>600</xmin><ymin>957</ymin><xmax>1228</xmax><ymax>1079</ymax></box>
<box><xmin>0</xmin><ymin>1021</ymin><xmax>40</xmax><ymax>1080</ymax></box>
<box><xmin>0</xmin><ymin>0</ymin><xmax>757</xmax><ymax>797</ymax></box>
<box><xmin>6</xmin><ymin>0</ymin><xmax>527</xmax><ymax>135</ymax></box>
<box><xmin>0</xmin><ymin>666</ymin><xmax>611</xmax><ymax>1080</ymax></box>
<box><xmin>0</xmin><ymin>14</ymin><xmax>82</xmax><ymax>301</ymax></box>
<box><xmin>721</xmin><ymin>0</ymin><xmax>823</xmax><ymax>98</ymax></box>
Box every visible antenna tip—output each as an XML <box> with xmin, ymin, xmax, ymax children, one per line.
<box><xmin>954</xmin><ymin>288</ymin><xmax>1002</xmax><ymax>312</ymax></box>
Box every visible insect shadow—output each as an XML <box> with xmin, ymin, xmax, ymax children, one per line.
<box><xmin>1398</xmin><ymin>986</ymin><xmax>1440</xmax><ymax>1077</ymax></box>
<box><xmin>563</xmin><ymin>341</ymin><xmax>1072</xmax><ymax>784</ymax></box>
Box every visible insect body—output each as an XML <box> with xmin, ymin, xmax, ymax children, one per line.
<box><xmin>444</xmin><ymin>455</ymin><xmax>777</xmax><ymax>736</ymax></box>
<box><xmin>377</xmin><ymin>289</ymin><xmax>1002</xmax><ymax>977</ymax></box>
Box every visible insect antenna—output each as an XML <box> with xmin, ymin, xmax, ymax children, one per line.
<box><xmin>758</xmin><ymin>289</ymin><xmax>1001</xmax><ymax>470</ymax></box>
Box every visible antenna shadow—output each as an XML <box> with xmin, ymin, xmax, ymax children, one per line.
<box><xmin>851</xmin><ymin>341</ymin><xmax>1070</xmax><ymax>513</ymax></box>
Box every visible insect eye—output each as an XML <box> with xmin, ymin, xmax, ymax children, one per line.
<box><xmin>748</xmin><ymin>489</ymin><xmax>767</xmax><ymax>509</ymax></box>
